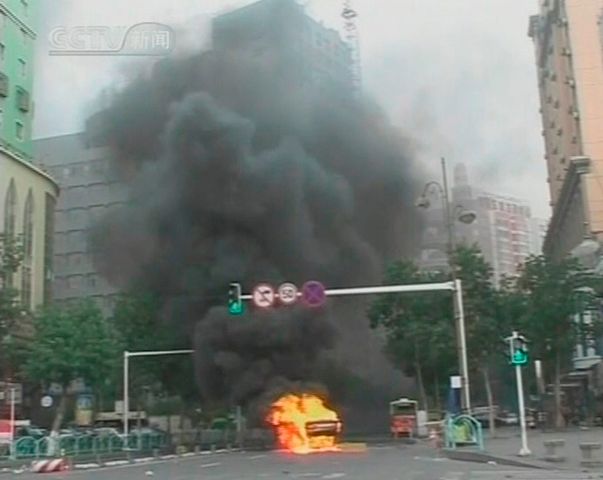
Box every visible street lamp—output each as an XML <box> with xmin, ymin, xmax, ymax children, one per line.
<box><xmin>416</xmin><ymin>157</ymin><xmax>476</xmax><ymax>412</ymax></box>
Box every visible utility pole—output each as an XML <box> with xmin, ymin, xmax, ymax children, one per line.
<box><xmin>9</xmin><ymin>388</ymin><xmax>15</xmax><ymax>460</ymax></box>
<box><xmin>123</xmin><ymin>349</ymin><xmax>194</xmax><ymax>437</ymax></box>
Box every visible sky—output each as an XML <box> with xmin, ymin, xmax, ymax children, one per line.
<box><xmin>33</xmin><ymin>0</ymin><xmax>550</xmax><ymax>219</ymax></box>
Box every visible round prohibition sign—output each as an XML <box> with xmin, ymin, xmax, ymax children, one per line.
<box><xmin>252</xmin><ymin>283</ymin><xmax>276</xmax><ymax>308</ymax></box>
<box><xmin>278</xmin><ymin>282</ymin><xmax>298</xmax><ymax>305</ymax></box>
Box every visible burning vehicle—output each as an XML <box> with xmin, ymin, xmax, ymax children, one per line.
<box><xmin>266</xmin><ymin>394</ymin><xmax>342</xmax><ymax>454</ymax></box>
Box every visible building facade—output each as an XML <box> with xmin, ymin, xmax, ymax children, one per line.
<box><xmin>1</xmin><ymin>0</ymin><xmax>58</xmax><ymax>312</ymax></box>
<box><xmin>419</xmin><ymin>164</ymin><xmax>546</xmax><ymax>284</ymax></box>
<box><xmin>1</xmin><ymin>156</ymin><xmax>58</xmax><ymax>310</ymax></box>
<box><xmin>0</xmin><ymin>0</ymin><xmax>36</xmax><ymax>160</ymax></box>
<box><xmin>212</xmin><ymin>0</ymin><xmax>354</xmax><ymax>96</ymax></box>
<box><xmin>528</xmin><ymin>0</ymin><xmax>603</xmax><ymax>259</ymax></box>
<box><xmin>34</xmin><ymin>130</ymin><xmax>127</xmax><ymax>316</ymax></box>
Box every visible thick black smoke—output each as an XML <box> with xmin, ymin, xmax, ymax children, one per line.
<box><xmin>92</xmin><ymin>12</ymin><xmax>422</xmax><ymax>412</ymax></box>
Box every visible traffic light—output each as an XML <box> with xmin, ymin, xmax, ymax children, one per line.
<box><xmin>509</xmin><ymin>334</ymin><xmax>529</xmax><ymax>366</ymax></box>
<box><xmin>228</xmin><ymin>282</ymin><xmax>244</xmax><ymax>315</ymax></box>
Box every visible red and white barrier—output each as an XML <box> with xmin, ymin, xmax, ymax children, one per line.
<box><xmin>32</xmin><ymin>458</ymin><xmax>69</xmax><ymax>473</ymax></box>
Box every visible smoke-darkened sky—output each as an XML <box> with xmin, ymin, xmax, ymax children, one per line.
<box><xmin>33</xmin><ymin>0</ymin><xmax>548</xmax><ymax>219</ymax></box>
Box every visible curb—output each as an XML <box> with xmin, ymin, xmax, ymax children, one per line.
<box><xmin>442</xmin><ymin>449</ymin><xmax>552</xmax><ymax>469</ymax></box>
<box><xmin>0</xmin><ymin>447</ymin><xmax>243</xmax><ymax>475</ymax></box>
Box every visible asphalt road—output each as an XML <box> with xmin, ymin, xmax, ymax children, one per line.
<box><xmin>9</xmin><ymin>446</ymin><xmax>596</xmax><ymax>480</ymax></box>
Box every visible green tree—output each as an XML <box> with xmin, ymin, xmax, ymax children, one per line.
<box><xmin>24</xmin><ymin>300</ymin><xmax>119</xmax><ymax>432</ymax></box>
<box><xmin>0</xmin><ymin>233</ymin><xmax>25</xmax><ymax>378</ymax></box>
<box><xmin>515</xmin><ymin>255</ymin><xmax>601</xmax><ymax>428</ymax></box>
<box><xmin>368</xmin><ymin>260</ymin><xmax>455</xmax><ymax>411</ymax></box>
<box><xmin>111</xmin><ymin>293</ymin><xmax>196</xmax><ymax>418</ymax></box>
<box><xmin>0</xmin><ymin>233</ymin><xmax>24</xmax><ymax>334</ymax></box>
<box><xmin>452</xmin><ymin>244</ymin><xmax>508</xmax><ymax>433</ymax></box>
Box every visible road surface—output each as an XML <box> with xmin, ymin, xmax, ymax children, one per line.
<box><xmin>9</xmin><ymin>445</ymin><xmax>592</xmax><ymax>479</ymax></box>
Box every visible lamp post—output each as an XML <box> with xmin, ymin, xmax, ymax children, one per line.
<box><xmin>416</xmin><ymin>157</ymin><xmax>477</xmax><ymax>412</ymax></box>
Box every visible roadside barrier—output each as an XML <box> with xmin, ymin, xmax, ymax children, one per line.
<box><xmin>31</xmin><ymin>458</ymin><xmax>69</xmax><ymax>473</ymax></box>
<box><xmin>543</xmin><ymin>438</ymin><xmax>565</xmax><ymax>462</ymax></box>
<box><xmin>444</xmin><ymin>415</ymin><xmax>484</xmax><ymax>451</ymax></box>
<box><xmin>579</xmin><ymin>442</ymin><xmax>603</xmax><ymax>468</ymax></box>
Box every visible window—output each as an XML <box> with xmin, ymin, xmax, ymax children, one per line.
<box><xmin>15</xmin><ymin>121</ymin><xmax>24</xmax><ymax>140</ymax></box>
<box><xmin>0</xmin><ymin>72</ymin><xmax>8</xmax><ymax>97</ymax></box>
<box><xmin>87</xmin><ymin>274</ymin><xmax>97</xmax><ymax>288</ymax></box>
<box><xmin>18</xmin><ymin>59</ymin><xmax>26</xmax><ymax>77</ymax></box>
<box><xmin>0</xmin><ymin>43</ymin><xmax>4</xmax><ymax>63</ymax></box>
<box><xmin>3</xmin><ymin>180</ymin><xmax>17</xmax><ymax>288</ymax></box>
<box><xmin>16</xmin><ymin>87</ymin><xmax>30</xmax><ymax>112</ymax></box>
<box><xmin>0</xmin><ymin>108</ymin><xmax>3</xmax><ymax>131</ymax></box>
<box><xmin>4</xmin><ymin>179</ymin><xmax>17</xmax><ymax>237</ymax></box>
<box><xmin>21</xmin><ymin>190</ymin><xmax>34</xmax><ymax>308</ymax></box>
<box><xmin>44</xmin><ymin>194</ymin><xmax>56</xmax><ymax>304</ymax></box>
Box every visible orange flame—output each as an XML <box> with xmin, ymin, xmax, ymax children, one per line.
<box><xmin>266</xmin><ymin>393</ymin><xmax>342</xmax><ymax>454</ymax></box>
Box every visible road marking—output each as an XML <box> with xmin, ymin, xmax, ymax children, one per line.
<box><xmin>413</xmin><ymin>455</ymin><xmax>449</xmax><ymax>462</ymax></box>
<box><xmin>322</xmin><ymin>474</ymin><xmax>346</xmax><ymax>479</ymax></box>
<box><xmin>248</xmin><ymin>454</ymin><xmax>267</xmax><ymax>459</ymax></box>
<box><xmin>467</xmin><ymin>472</ymin><xmax>593</xmax><ymax>479</ymax></box>
<box><xmin>201</xmin><ymin>462</ymin><xmax>221</xmax><ymax>468</ymax></box>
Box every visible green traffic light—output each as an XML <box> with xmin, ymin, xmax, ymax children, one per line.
<box><xmin>511</xmin><ymin>349</ymin><xmax>528</xmax><ymax>366</ymax></box>
<box><xmin>228</xmin><ymin>301</ymin><xmax>244</xmax><ymax>315</ymax></box>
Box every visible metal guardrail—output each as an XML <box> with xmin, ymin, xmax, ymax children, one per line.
<box><xmin>0</xmin><ymin>428</ymin><xmax>271</xmax><ymax>461</ymax></box>
<box><xmin>0</xmin><ymin>432</ymin><xmax>169</xmax><ymax>460</ymax></box>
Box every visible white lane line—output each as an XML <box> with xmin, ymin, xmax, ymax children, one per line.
<box><xmin>201</xmin><ymin>462</ymin><xmax>222</xmax><ymax>468</ymax></box>
<box><xmin>248</xmin><ymin>454</ymin><xmax>267</xmax><ymax>460</ymax></box>
<box><xmin>104</xmin><ymin>460</ymin><xmax>129</xmax><ymax>466</ymax></box>
<box><xmin>322</xmin><ymin>473</ymin><xmax>346</xmax><ymax>479</ymax></box>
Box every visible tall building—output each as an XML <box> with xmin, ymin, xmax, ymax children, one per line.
<box><xmin>419</xmin><ymin>164</ymin><xmax>546</xmax><ymax>284</ymax></box>
<box><xmin>528</xmin><ymin>0</ymin><xmax>603</xmax><ymax>259</ymax></box>
<box><xmin>0</xmin><ymin>1</ymin><xmax>35</xmax><ymax>161</ymax></box>
<box><xmin>34</xmin><ymin>124</ymin><xmax>127</xmax><ymax>316</ymax></box>
<box><xmin>212</xmin><ymin>0</ymin><xmax>354</xmax><ymax>96</ymax></box>
<box><xmin>466</xmin><ymin>191</ymin><xmax>537</xmax><ymax>284</ymax></box>
<box><xmin>0</xmin><ymin>0</ymin><xmax>58</xmax><ymax>312</ymax></box>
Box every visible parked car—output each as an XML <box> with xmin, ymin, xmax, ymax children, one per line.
<box><xmin>92</xmin><ymin>427</ymin><xmax>121</xmax><ymax>437</ymax></box>
<box><xmin>496</xmin><ymin>412</ymin><xmax>518</xmax><ymax>426</ymax></box>
<box><xmin>15</xmin><ymin>426</ymin><xmax>48</xmax><ymax>439</ymax></box>
<box><xmin>130</xmin><ymin>427</ymin><xmax>168</xmax><ymax>436</ymax></box>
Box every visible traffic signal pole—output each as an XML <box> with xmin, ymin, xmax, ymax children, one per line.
<box><xmin>507</xmin><ymin>331</ymin><xmax>531</xmax><ymax>456</ymax></box>
<box><xmin>234</xmin><ymin>279</ymin><xmax>471</xmax><ymax>412</ymax></box>
<box><xmin>516</xmin><ymin>359</ymin><xmax>531</xmax><ymax>456</ymax></box>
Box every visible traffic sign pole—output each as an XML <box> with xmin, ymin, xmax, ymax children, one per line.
<box><xmin>507</xmin><ymin>331</ymin><xmax>531</xmax><ymax>456</ymax></box>
<box><xmin>516</xmin><ymin>360</ymin><xmax>531</xmax><ymax>456</ymax></box>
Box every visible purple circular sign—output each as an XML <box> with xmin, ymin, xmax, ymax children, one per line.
<box><xmin>301</xmin><ymin>281</ymin><xmax>326</xmax><ymax>307</ymax></box>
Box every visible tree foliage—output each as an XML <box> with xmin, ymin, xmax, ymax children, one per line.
<box><xmin>111</xmin><ymin>293</ymin><xmax>197</xmax><ymax>404</ymax></box>
<box><xmin>0</xmin><ymin>233</ymin><xmax>24</xmax><ymax>337</ymax></box>
<box><xmin>514</xmin><ymin>255</ymin><xmax>599</xmax><ymax>365</ymax></box>
<box><xmin>368</xmin><ymin>259</ymin><xmax>456</xmax><ymax>409</ymax></box>
<box><xmin>24</xmin><ymin>300</ymin><xmax>118</xmax><ymax>390</ymax></box>
<box><xmin>369</xmin><ymin>245</ymin><xmax>512</xmax><ymax>415</ymax></box>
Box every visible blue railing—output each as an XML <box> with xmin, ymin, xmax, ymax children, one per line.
<box><xmin>4</xmin><ymin>432</ymin><xmax>168</xmax><ymax>460</ymax></box>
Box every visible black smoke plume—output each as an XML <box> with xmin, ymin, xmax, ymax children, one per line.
<box><xmin>91</xmin><ymin>5</ymin><xmax>422</xmax><ymax>413</ymax></box>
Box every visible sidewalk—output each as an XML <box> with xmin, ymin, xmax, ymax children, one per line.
<box><xmin>449</xmin><ymin>426</ymin><xmax>603</xmax><ymax>471</ymax></box>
